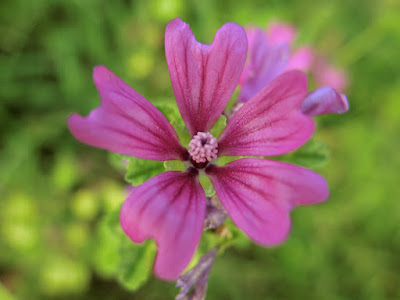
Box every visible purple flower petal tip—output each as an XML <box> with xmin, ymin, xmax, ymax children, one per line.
<box><xmin>302</xmin><ymin>87</ymin><xmax>349</xmax><ymax>117</ymax></box>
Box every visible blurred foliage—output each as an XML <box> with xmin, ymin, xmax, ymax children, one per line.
<box><xmin>1</xmin><ymin>0</ymin><xmax>400</xmax><ymax>299</ymax></box>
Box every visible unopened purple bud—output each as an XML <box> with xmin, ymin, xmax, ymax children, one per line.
<box><xmin>176</xmin><ymin>248</ymin><xmax>217</xmax><ymax>300</ymax></box>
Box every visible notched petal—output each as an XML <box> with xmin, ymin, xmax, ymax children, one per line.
<box><xmin>120</xmin><ymin>171</ymin><xmax>206</xmax><ymax>280</ymax></box>
<box><xmin>165</xmin><ymin>18</ymin><xmax>248</xmax><ymax>136</ymax></box>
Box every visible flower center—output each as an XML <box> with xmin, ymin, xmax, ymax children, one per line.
<box><xmin>188</xmin><ymin>132</ymin><xmax>218</xmax><ymax>168</ymax></box>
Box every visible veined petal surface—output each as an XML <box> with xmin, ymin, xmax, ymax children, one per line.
<box><xmin>219</xmin><ymin>71</ymin><xmax>314</xmax><ymax>157</ymax></box>
<box><xmin>120</xmin><ymin>171</ymin><xmax>206</xmax><ymax>280</ymax></box>
<box><xmin>68</xmin><ymin>66</ymin><xmax>186</xmax><ymax>161</ymax></box>
<box><xmin>206</xmin><ymin>158</ymin><xmax>328</xmax><ymax>245</ymax></box>
<box><xmin>165</xmin><ymin>18</ymin><xmax>247</xmax><ymax>136</ymax></box>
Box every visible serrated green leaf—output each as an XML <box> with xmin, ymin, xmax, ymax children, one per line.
<box><xmin>92</xmin><ymin>211</ymin><xmax>122</xmax><ymax>277</ymax></box>
<box><xmin>273</xmin><ymin>139</ymin><xmax>329</xmax><ymax>168</ymax></box>
<box><xmin>210</xmin><ymin>115</ymin><xmax>227</xmax><ymax>138</ymax></box>
<box><xmin>154</xmin><ymin>99</ymin><xmax>182</xmax><ymax>123</ymax></box>
<box><xmin>117</xmin><ymin>239</ymin><xmax>157</xmax><ymax>291</ymax></box>
<box><xmin>108</xmin><ymin>152</ymin><xmax>131</xmax><ymax>171</ymax></box>
<box><xmin>125</xmin><ymin>158</ymin><xmax>164</xmax><ymax>186</ymax></box>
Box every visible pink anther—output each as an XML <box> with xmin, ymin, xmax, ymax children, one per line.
<box><xmin>188</xmin><ymin>132</ymin><xmax>218</xmax><ymax>164</ymax></box>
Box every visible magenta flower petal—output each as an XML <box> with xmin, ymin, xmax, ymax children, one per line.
<box><xmin>219</xmin><ymin>70</ymin><xmax>314</xmax><ymax>157</ymax></box>
<box><xmin>238</xmin><ymin>28</ymin><xmax>289</xmax><ymax>103</ymax></box>
<box><xmin>165</xmin><ymin>18</ymin><xmax>248</xmax><ymax>136</ymax></box>
<box><xmin>266</xmin><ymin>22</ymin><xmax>297</xmax><ymax>46</ymax></box>
<box><xmin>302</xmin><ymin>87</ymin><xmax>349</xmax><ymax>117</ymax></box>
<box><xmin>206</xmin><ymin>158</ymin><xmax>329</xmax><ymax>245</ymax></box>
<box><xmin>67</xmin><ymin>66</ymin><xmax>187</xmax><ymax>161</ymax></box>
<box><xmin>120</xmin><ymin>171</ymin><xmax>206</xmax><ymax>280</ymax></box>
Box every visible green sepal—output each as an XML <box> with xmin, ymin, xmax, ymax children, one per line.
<box><xmin>125</xmin><ymin>157</ymin><xmax>164</xmax><ymax>186</ymax></box>
<box><xmin>164</xmin><ymin>160</ymin><xmax>186</xmax><ymax>171</ymax></box>
<box><xmin>199</xmin><ymin>174</ymin><xmax>215</xmax><ymax>197</ymax></box>
<box><xmin>215</xmin><ymin>156</ymin><xmax>244</xmax><ymax>166</ymax></box>
<box><xmin>221</xmin><ymin>218</ymin><xmax>251</xmax><ymax>251</ymax></box>
<box><xmin>210</xmin><ymin>115</ymin><xmax>227</xmax><ymax>138</ymax></box>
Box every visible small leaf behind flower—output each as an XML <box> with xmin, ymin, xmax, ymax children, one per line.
<box><xmin>117</xmin><ymin>239</ymin><xmax>157</xmax><ymax>292</ymax></box>
<box><xmin>274</xmin><ymin>139</ymin><xmax>329</xmax><ymax>168</ymax></box>
<box><xmin>125</xmin><ymin>158</ymin><xmax>165</xmax><ymax>186</ymax></box>
<box><xmin>210</xmin><ymin>115</ymin><xmax>227</xmax><ymax>139</ymax></box>
<box><xmin>93</xmin><ymin>209</ymin><xmax>157</xmax><ymax>292</ymax></box>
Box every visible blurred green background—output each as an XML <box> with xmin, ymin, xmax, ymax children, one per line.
<box><xmin>1</xmin><ymin>0</ymin><xmax>399</xmax><ymax>299</ymax></box>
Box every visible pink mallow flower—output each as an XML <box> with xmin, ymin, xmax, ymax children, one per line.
<box><xmin>238</xmin><ymin>21</ymin><xmax>349</xmax><ymax>117</ymax></box>
<box><xmin>68</xmin><ymin>18</ymin><xmax>328</xmax><ymax>280</ymax></box>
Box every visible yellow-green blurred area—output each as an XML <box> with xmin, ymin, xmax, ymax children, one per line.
<box><xmin>1</xmin><ymin>0</ymin><xmax>399</xmax><ymax>299</ymax></box>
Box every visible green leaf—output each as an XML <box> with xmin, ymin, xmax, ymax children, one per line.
<box><xmin>215</xmin><ymin>156</ymin><xmax>243</xmax><ymax>166</ymax></box>
<box><xmin>0</xmin><ymin>282</ymin><xmax>16</xmax><ymax>300</ymax></box>
<box><xmin>108</xmin><ymin>153</ymin><xmax>131</xmax><ymax>171</ymax></box>
<box><xmin>171</xmin><ymin>119</ymin><xmax>191</xmax><ymax>146</ymax></box>
<box><xmin>125</xmin><ymin>158</ymin><xmax>164</xmax><ymax>186</ymax></box>
<box><xmin>93</xmin><ymin>209</ymin><xmax>157</xmax><ymax>292</ymax></box>
<box><xmin>274</xmin><ymin>139</ymin><xmax>329</xmax><ymax>168</ymax></box>
<box><xmin>117</xmin><ymin>239</ymin><xmax>157</xmax><ymax>291</ymax></box>
<box><xmin>210</xmin><ymin>115</ymin><xmax>227</xmax><ymax>138</ymax></box>
<box><xmin>154</xmin><ymin>99</ymin><xmax>182</xmax><ymax>122</ymax></box>
<box><xmin>92</xmin><ymin>211</ymin><xmax>122</xmax><ymax>277</ymax></box>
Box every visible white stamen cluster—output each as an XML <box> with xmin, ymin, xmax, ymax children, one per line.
<box><xmin>188</xmin><ymin>132</ymin><xmax>218</xmax><ymax>164</ymax></box>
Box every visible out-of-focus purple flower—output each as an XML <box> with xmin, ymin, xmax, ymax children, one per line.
<box><xmin>238</xmin><ymin>21</ymin><xmax>349</xmax><ymax>117</ymax></box>
<box><xmin>176</xmin><ymin>248</ymin><xmax>217</xmax><ymax>300</ymax></box>
<box><xmin>68</xmin><ymin>18</ymin><xmax>328</xmax><ymax>281</ymax></box>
